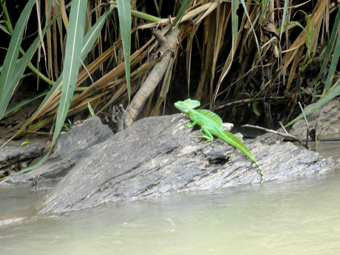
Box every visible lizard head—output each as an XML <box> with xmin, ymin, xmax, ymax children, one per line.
<box><xmin>174</xmin><ymin>99</ymin><xmax>200</xmax><ymax>113</ymax></box>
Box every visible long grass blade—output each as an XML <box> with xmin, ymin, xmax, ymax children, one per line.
<box><xmin>324</xmin><ymin>42</ymin><xmax>340</xmax><ymax>93</ymax></box>
<box><xmin>9</xmin><ymin>17</ymin><xmax>55</xmax><ymax>95</ymax></box>
<box><xmin>231</xmin><ymin>0</ymin><xmax>239</xmax><ymax>54</ymax></box>
<box><xmin>279</xmin><ymin>0</ymin><xmax>289</xmax><ymax>40</ymax></box>
<box><xmin>0</xmin><ymin>23</ymin><xmax>10</xmax><ymax>35</ymax></box>
<box><xmin>213</xmin><ymin>0</ymin><xmax>238</xmax><ymax>101</ymax></box>
<box><xmin>323</xmin><ymin>9</ymin><xmax>340</xmax><ymax>93</ymax></box>
<box><xmin>88</xmin><ymin>102</ymin><xmax>95</xmax><ymax>116</ymax></box>
<box><xmin>239</xmin><ymin>0</ymin><xmax>261</xmax><ymax>57</ymax></box>
<box><xmin>116</xmin><ymin>0</ymin><xmax>131</xmax><ymax>100</ymax></box>
<box><xmin>0</xmin><ymin>0</ymin><xmax>36</xmax><ymax>118</ymax></box>
<box><xmin>315</xmin><ymin>6</ymin><xmax>340</xmax><ymax>85</ymax></box>
<box><xmin>286</xmin><ymin>78</ymin><xmax>340</xmax><ymax>127</ymax></box>
<box><xmin>8</xmin><ymin>6</ymin><xmax>114</xmax><ymax>142</ymax></box>
<box><xmin>3</xmin><ymin>90</ymin><xmax>48</xmax><ymax>118</ymax></box>
<box><xmin>130</xmin><ymin>9</ymin><xmax>160</xmax><ymax>22</ymax></box>
<box><xmin>168</xmin><ymin>0</ymin><xmax>190</xmax><ymax>31</ymax></box>
<box><xmin>52</xmin><ymin>0</ymin><xmax>87</xmax><ymax>145</ymax></box>
<box><xmin>109</xmin><ymin>3</ymin><xmax>160</xmax><ymax>23</ymax></box>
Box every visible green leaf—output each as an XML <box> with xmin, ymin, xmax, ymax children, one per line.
<box><xmin>240</xmin><ymin>0</ymin><xmax>261</xmax><ymax>57</ymax></box>
<box><xmin>116</xmin><ymin>0</ymin><xmax>131</xmax><ymax>101</ymax></box>
<box><xmin>130</xmin><ymin>9</ymin><xmax>160</xmax><ymax>22</ymax></box>
<box><xmin>286</xmin><ymin>78</ymin><xmax>340</xmax><ymax>127</ymax></box>
<box><xmin>20</xmin><ymin>141</ymin><xmax>31</xmax><ymax>146</ymax></box>
<box><xmin>11</xmin><ymin>152</ymin><xmax>51</xmax><ymax>177</ymax></box>
<box><xmin>231</xmin><ymin>0</ymin><xmax>239</xmax><ymax>54</ymax></box>
<box><xmin>0</xmin><ymin>0</ymin><xmax>36</xmax><ymax>118</ymax></box>
<box><xmin>279</xmin><ymin>0</ymin><xmax>289</xmax><ymax>40</ymax></box>
<box><xmin>0</xmin><ymin>24</ymin><xmax>10</xmax><ymax>35</ymax></box>
<box><xmin>109</xmin><ymin>4</ymin><xmax>160</xmax><ymax>22</ymax></box>
<box><xmin>3</xmin><ymin>90</ymin><xmax>48</xmax><ymax>118</ymax></box>
<box><xmin>12</xmin><ymin>6</ymin><xmax>114</xmax><ymax>140</ymax></box>
<box><xmin>52</xmin><ymin>0</ymin><xmax>87</xmax><ymax>145</ymax></box>
<box><xmin>168</xmin><ymin>0</ymin><xmax>190</xmax><ymax>31</ymax></box>
<box><xmin>5</xmin><ymin>6</ymin><xmax>115</xmax><ymax>177</ymax></box>
<box><xmin>88</xmin><ymin>102</ymin><xmax>95</xmax><ymax>117</ymax></box>
<box><xmin>289</xmin><ymin>21</ymin><xmax>305</xmax><ymax>32</ymax></box>
<box><xmin>82</xmin><ymin>7</ymin><xmax>113</xmax><ymax>54</ymax></box>
<box><xmin>252</xmin><ymin>101</ymin><xmax>261</xmax><ymax>116</ymax></box>
<box><xmin>315</xmin><ymin>6</ymin><xmax>340</xmax><ymax>87</ymax></box>
<box><xmin>323</xmin><ymin>20</ymin><xmax>340</xmax><ymax>93</ymax></box>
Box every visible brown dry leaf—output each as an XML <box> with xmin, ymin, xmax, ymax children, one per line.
<box><xmin>262</xmin><ymin>22</ymin><xmax>279</xmax><ymax>37</ymax></box>
<box><xmin>137</xmin><ymin>2</ymin><xmax>214</xmax><ymax>29</ymax></box>
<box><xmin>286</xmin><ymin>46</ymin><xmax>303</xmax><ymax>93</ymax></box>
<box><xmin>59</xmin><ymin>0</ymin><xmax>68</xmax><ymax>30</ymax></box>
<box><xmin>280</xmin><ymin>0</ymin><xmax>327</xmax><ymax>76</ymax></box>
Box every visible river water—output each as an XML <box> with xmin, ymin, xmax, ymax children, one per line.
<box><xmin>0</xmin><ymin>142</ymin><xmax>339</xmax><ymax>255</ymax></box>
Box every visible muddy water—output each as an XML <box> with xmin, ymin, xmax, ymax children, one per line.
<box><xmin>0</xmin><ymin>142</ymin><xmax>339</xmax><ymax>255</ymax></box>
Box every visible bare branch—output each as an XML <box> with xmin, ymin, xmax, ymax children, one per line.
<box><xmin>242</xmin><ymin>124</ymin><xmax>309</xmax><ymax>149</ymax></box>
<box><xmin>298</xmin><ymin>101</ymin><xmax>310</xmax><ymax>149</ymax></box>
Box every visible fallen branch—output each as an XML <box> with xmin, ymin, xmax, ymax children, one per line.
<box><xmin>117</xmin><ymin>28</ymin><xmax>180</xmax><ymax>130</ymax></box>
<box><xmin>242</xmin><ymin>124</ymin><xmax>309</xmax><ymax>149</ymax></box>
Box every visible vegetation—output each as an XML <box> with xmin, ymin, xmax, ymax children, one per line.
<box><xmin>0</xmin><ymin>0</ymin><xmax>339</xmax><ymax>145</ymax></box>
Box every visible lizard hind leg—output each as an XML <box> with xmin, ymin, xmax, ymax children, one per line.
<box><xmin>200</xmin><ymin>126</ymin><xmax>214</xmax><ymax>142</ymax></box>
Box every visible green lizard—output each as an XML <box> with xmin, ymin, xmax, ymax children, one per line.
<box><xmin>175</xmin><ymin>98</ymin><xmax>263</xmax><ymax>183</ymax></box>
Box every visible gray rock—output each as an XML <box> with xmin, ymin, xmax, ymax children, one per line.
<box><xmin>290</xmin><ymin>98</ymin><xmax>340</xmax><ymax>137</ymax></box>
<box><xmin>32</xmin><ymin>114</ymin><xmax>335</xmax><ymax>214</ymax></box>
<box><xmin>6</xmin><ymin>117</ymin><xmax>113</xmax><ymax>182</ymax></box>
<box><xmin>0</xmin><ymin>139</ymin><xmax>45</xmax><ymax>177</ymax></box>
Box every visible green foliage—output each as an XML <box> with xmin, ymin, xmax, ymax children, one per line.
<box><xmin>116</xmin><ymin>0</ymin><xmax>131</xmax><ymax>101</ymax></box>
<box><xmin>279</xmin><ymin>0</ymin><xmax>289</xmax><ymax>40</ymax></box>
<box><xmin>252</xmin><ymin>102</ymin><xmax>261</xmax><ymax>117</ymax></box>
<box><xmin>322</xmin><ymin>8</ymin><xmax>340</xmax><ymax>94</ymax></box>
<box><xmin>0</xmin><ymin>20</ymin><xmax>10</xmax><ymax>35</ymax></box>
<box><xmin>20</xmin><ymin>141</ymin><xmax>31</xmax><ymax>146</ymax></box>
<box><xmin>315</xmin><ymin>6</ymin><xmax>340</xmax><ymax>92</ymax></box>
<box><xmin>240</xmin><ymin>0</ymin><xmax>261</xmax><ymax>57</ymax></box>
<box><xmin>0</xmin><ymin>0</ymin><xmax>36</xmax><ymax>118</ymax></box>
<box><xmin>0</xmin><ymin>0</ymin><xmax>339</xmax><ymax>146</ymax></box>
<box><xmin>290</xmin><ymin>10</ymin><xmax>314</xmax><ymax>58</ymax></box>
<box><xmin>3</xmin><ymin>90</ymin><xmax>48</xmax><ymax>118</ymax></box>
<box><xmin>286</xmin><ymin>6</ymin><xmax>340</xmax><ymax>127</ymax></box>
<box><xmin>52</xmin><ymin>0</ymin><xmax>87</xmax><ymax>145</ymax></box>
<box><xmin>168</xmin><ymin>0</ymin><xmax>190</xmax><ymax>31</ymax></box>
<box><xmin>231</xmin><ymin>0</ymin><xmax>239</xmax><ymax>54</ymax></box>
<box><xmin>62</xmin><ymin>119</ymin><xmax>73</xmax><ymax>133</ymax></box>
<box><xmin>286</xmin><ymin>78</ymin><xmax>340</xmax><ymax>127</ymax></box>
<box><xmin>88</xmin><ymin>102</ymin><xmax>95</xmax><ymax>117</ymax></box>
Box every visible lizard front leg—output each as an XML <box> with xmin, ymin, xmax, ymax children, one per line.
<box><xmin>184</xmin><ymin>120</ymin><xmax>197</xmax><ymax>128</ymax></box>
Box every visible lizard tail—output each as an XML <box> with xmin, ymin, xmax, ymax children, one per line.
<box><xmin>221</xmin><ymin>131</ymin><xmax>264</xmax><ymax>183</ymax></box>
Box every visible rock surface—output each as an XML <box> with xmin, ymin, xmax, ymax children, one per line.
<box><xmin>290</xmin><ymin>98</ymin><xmax>340</xmax><ymax>137</ymax></box>
<box><xmin>13</xmin><ymin>114</ymin><xmax>333</xmax><ymax>214</ymax></box>
<box><xmin>5</xmin><ymin>117</ymin><xmax>113</xmax><ymax>183</ymax></box>
<box><xmin>0</xmin><ymin>139</ymin><xmax>45</xmax><ymax>178</ymax></box>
